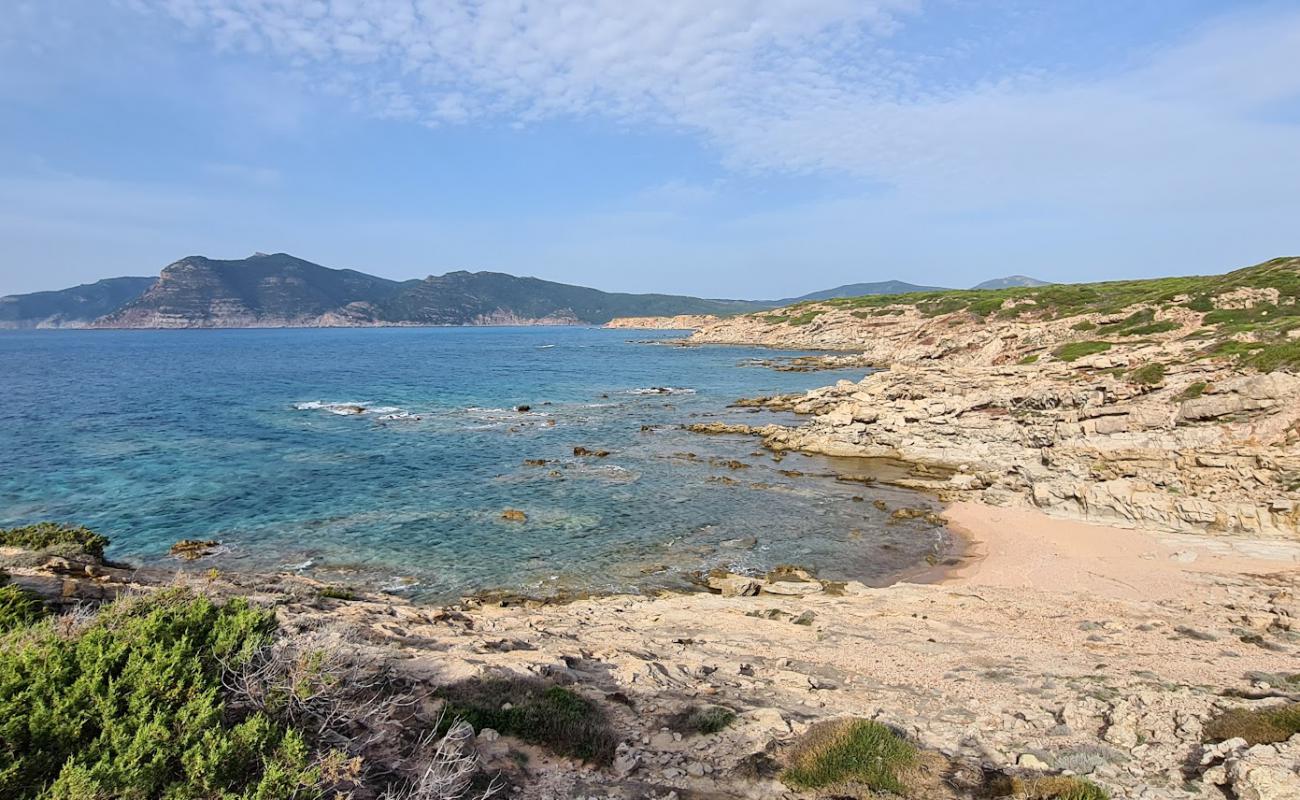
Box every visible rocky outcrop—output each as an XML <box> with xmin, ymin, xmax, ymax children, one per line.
<box><xmin>605</xmin><ymin>314</ymin><xmax>720</xmax><ymax>329</ymax></box>
<box><xmin>689</xmin><ymin>258</ymin><xmax>1300</xmax><ymax>537</ymax></box>
<box><xmin>746</xmin><ymin>361</ymin><xmax>1300</xmax><ymax>536</ymax></box>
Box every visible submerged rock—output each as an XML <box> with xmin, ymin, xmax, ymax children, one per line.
<box><xmin>169</xmin><ymin>539</ymin><xmax>220</xmax><ymax>560</ymax></box>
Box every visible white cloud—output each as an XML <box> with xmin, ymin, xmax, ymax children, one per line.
<box><xmin>128</xmin><ymin>3</ymin><xmax>1300</xmax><ymax>212</ymax></box>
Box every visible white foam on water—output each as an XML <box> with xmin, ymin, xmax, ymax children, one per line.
<box><xmin>378</xmin><ymin>576</ymin><xmax>421</xmax><ymax>593</ymax></box>
<box><xmin>627</xmin><ymin>387</ymin><xmax>697</xmax><ymax>395</ymax></box>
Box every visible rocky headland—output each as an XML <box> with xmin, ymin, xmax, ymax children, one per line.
<box><xmin>669</xmin><ymin>257</ymin><xmax>1300</xmax><ymax>538</ymax></box>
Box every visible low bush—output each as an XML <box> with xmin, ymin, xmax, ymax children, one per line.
<box><xmin>319</xmin><ymin>585</ymin><xmax>358</xmax><ymax>601</ymax></box>
<box><xmin>1127</xmin><ymin>363</ymin><xmax>1166</xmax><ymax>385</ymax></box>
<box><xmin>1179</xmin><ymin>381</ymin><xmax>1207</xmax><ymax>400</ymax></box>
<box><xmin>1121</xmin><ymin>320</ymin><xmax>1179</xmax><ymax>336</ymax></box>
<box><xmin>0</xmin><ymin>585</ymin><xmax>48</xmax><ymax>633</ymax></box>
<box><xmin>1248</xmin><ymin>340</ymin><xmax>1300</xmax><ymax>373</ymax></box>
<box><xmin>1053</xmin><ymin>341</ymin><xmax>1112</xmax><ymax>362</ymax></box>
<box><xmin>1204</xmin><ymin>702</ymin><xmax>1300</xmax><ymax>746</ymax></box>
<box><xmin>1070</xmin><ymin>320</ymin><xmax>1097</xmax><ymax>331</ymax></box>
<box><xmin>438</xmin><ymin>676</ymin><xmax>618</xmax><ymax>764</ymax></box>
<box><xmin>0</xmin><ymin>523</ymin><xmax>109</xmax><ymax>558</ymax></box>
<box><xmin>667</xmin><ymin>705</ymin><xmax>736</xmax><ymax>735</ymax></box>
<box><xmin>0</xmin><ymin>588</ymin><xmax>325</xmax><ymax>799</ymax></box>
<box><xmin>780</xmin><ymin>718</ymin><xmax>916</xmax><ymax>794</ymax></box>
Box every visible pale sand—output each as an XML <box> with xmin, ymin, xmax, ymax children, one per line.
<box><xmin>942</xmin><ymin>500</ymin><xmax>1300</xmax><ymax>602</ymax></box>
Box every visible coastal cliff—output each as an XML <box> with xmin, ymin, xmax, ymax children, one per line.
<box><xmin>684</xmin><ymin>257</ymin><xmax>1300</xmax><ymax>538</ymax></box>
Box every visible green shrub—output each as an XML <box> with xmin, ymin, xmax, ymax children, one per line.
<box><xmin>1179</xmin><ymin>382</ymin><xmax>1207</xmax><ymax>400</ymax></box>
<box><xmin>1248</xmin><ymin>340</ymin><xmax>1300</xmax><ymax>373</ymax></box>
<box><xmin>1018</xmin><ymin>354</ymin><xmax>1040</xmax><ymax>365</ymax></box>
<box><xmin>1053</xmin><ymin>341</ymin><xmax>1112</xmax><ymax>362</ymax></box>
<box><xmin>781</xmin><ymin>719</ymin><xmax>916</xmax><ymax>794</ymax></box>
<box><xmin>439</xmin><ymin>676</ymin><xmax>618</xmax><ymax>764</ymax></box>
<box><xmin>0</xmin><ymin>523</ymin><xmax>109</xmax><ymax>558</ymax></box>
<box><xmin>1070</xmin><ymin>320</ymin><xmax>1097</xmax><ymax>331</ymax></box>
<box><xmin>1204</xmin><ymin>702</ymin><xmax>1300</xmax><ymax>746</ymax></box>
<box><xmin>0</xmin><ymin>585</ymin><xmax>48</xmax><ymax>633</ymax></box>
<box><xmin>318</xmin><ymin>585</ymin><xmax>357</xmax><ymax>601</ymax></box>
<box><xmin>667</xmin><ymin>705</ymin><xmax>736</xmax><ymax>735</ymax></box>
<box><xmin>0</xmin><ymin>589</ymin><xmax>321</xmax><ymax>800</ymax></box>
<box><xmin>1127</xmin><ymin>363</ymin><xmax>1166</xmax><ymax>385</ymax></box>
<box><xmin>1121</xmin><ymin>320</ymin><xmax>1179</xmax><ymax>336</ymax></box>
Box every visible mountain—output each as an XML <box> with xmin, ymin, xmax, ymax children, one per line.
<box><xmin>777</xmin><ymin>280</ymin><xmax>947</xmax><ymax>304</ymax></box>
<box><xmin>376</xmin><ymin>270</ymin><xmax>765</xmax><ymax>325</ymax></box>
<box><xmin>95</xmin><ymin>253</ymin><xmax>411</xmax><ymax>328</ymax></box>
<box><xmin>0</xmin><ymin>276</ymin><xmax>157</xmax><ymax>329</ymax></box>
<box><xmin>0</xmin><ymin>252</ymin><xmax>774</xmax><ymax>329</ymax></box>
<box><xmin>972</xmin><ymin>275</ymin><xmax>1052</xmax><ymax>290</ymax></box>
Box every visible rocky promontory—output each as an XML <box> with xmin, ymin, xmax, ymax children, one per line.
<box><xmin>683</xmin><ymin>257</ymin><xmax>1300</xmax><ymax>537</ymax></box>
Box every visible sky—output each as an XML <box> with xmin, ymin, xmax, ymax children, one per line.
<box><xmin>2</xmin><ymin>1</ymin><xmax>1299</xmax><ymax>298</ymax></box>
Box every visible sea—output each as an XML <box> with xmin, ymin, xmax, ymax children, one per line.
<box><xmin>0</xmin><ymin>327</ymin><xmax>949</xmax><ymax>600</ymax></box>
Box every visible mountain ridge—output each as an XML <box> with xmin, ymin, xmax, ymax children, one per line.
<box><xmin>2</xmin><ymin>253</ymin><xmax>1062</xmax><ymax>329</ymax></box>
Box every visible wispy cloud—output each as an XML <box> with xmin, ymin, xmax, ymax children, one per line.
<box><xmin>131</xmin><ymin>3</ymin><xmax>1300</xmax><ymax>206</ymax></box>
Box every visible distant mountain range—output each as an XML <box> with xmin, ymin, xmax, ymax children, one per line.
<box><xmin>3</xmin><ymin>253</ymin><xmax>771</xmax><ymax>329</ymax></box>
<box><xmin>0</xmin><ymin>253</ymin><xmax>1054</xmax><ymax>329</ymax></box>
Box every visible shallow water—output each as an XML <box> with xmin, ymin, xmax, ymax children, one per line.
<box><xmin>0</xmin><ymin>327</ymin><xmax>947</xmax><ymax>599</ymax></box>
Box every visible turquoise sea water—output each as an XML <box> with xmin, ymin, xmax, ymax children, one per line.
<box><xmin>0</xmin><ymin>327</ymin><xmax>947</xmax><ymax>599</ymax></box>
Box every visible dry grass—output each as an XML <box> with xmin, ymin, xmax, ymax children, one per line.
<box><xmin>1204</xmin><ymin>702</ymin><xmax>1300</xmax><ymax>746</ymax></box>
<box><xmin>1012</xmin><ymin>775</ymin><xmax>1110</xmax><ymax>800</ymax></box>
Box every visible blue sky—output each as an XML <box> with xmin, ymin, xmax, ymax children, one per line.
<box><xmin>2</xmin><ymin>1</ymin><xmax>1298</xmax><ymax>298</ymax></box>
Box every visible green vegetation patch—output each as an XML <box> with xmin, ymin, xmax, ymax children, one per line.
<box><xmin>1070</xmin><ymin>320</ymin><xmax>1098</xmax><ymax>331</ymax></box>
<box><xmin>1013</xmin><ymin>775</ymin><xmax>1111</xmax><ymax>800</ymax></box>
<box><xmin>666</xmin><ymin>705</ymin><xmax>737</xmax><ymax>736</ymax></box>
<box><xmin>438</xmin><ymin>675</ymin><xmax>618</xmax><ymax>764</ymax></box>
<box><xmin>1127</xmin><ymin>363</ymin><xmax>1166</xmax><ymax>385</ymax></box>
<box><xmin>1053</xmin><ymin>341</ymin><xmax>1113</xmax><ymax>362</ymax></box>
<box><xmin>0</xmin><ymin>523</ymin><xmax>109</xmax><ymax>558</ymax></box>
<box><xmin>1121</xmin><ymin>320</ymin><xmax>1179</xmax><ymax>336</ymax></box>
<box><xmin>1204</xmin><ymin>702</ymin><xmax>1300</xmax><ymax>746</ymax></box>
<box><xmin>0</xmin><ymin>588</ymin><xmax>322</xmax><ymax>800</ymax></box>
<box><xmin>0</xmin><ymin>584</ymin><xmax>48</xmax><ymax>633</ymax></box>
<box><xmin>1179</xmin><ymin>381</ymin><xmax>1207</xmax><ymax>400</ymax></box>
<box><xmin>781</xmin><ymin>718</ymin><xmax>917</xmax><ymax>794</ymax></box>
<box><xmin>318</xmin><ymin>585</ymin><xmax>358</xmax><ymax>601</ymax></box>
<box><xmin>1248</xmin><ymin>340</ymin><xmax>1300</xmax><ymax>372</ymax></box>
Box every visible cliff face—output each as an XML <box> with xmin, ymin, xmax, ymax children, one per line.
<box><xmin>94</xmin><ymin>253</ymin><xmax>407</xmax><ymax>328</ymax></box>
<box><xmin>687</xmin><ymin>257</ymin><xmax>1300</xmax><ymax>538</ymax></box>
<box><xmin>0</xmin><ymin>277</ymin><xmax>156</xmax><ymax>329</ymax></box>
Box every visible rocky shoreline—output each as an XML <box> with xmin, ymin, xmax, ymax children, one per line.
<box><xmin>5</xmin><ymin>498</ymin><xmax>1299</xmax><ymax>799</ymax></box>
